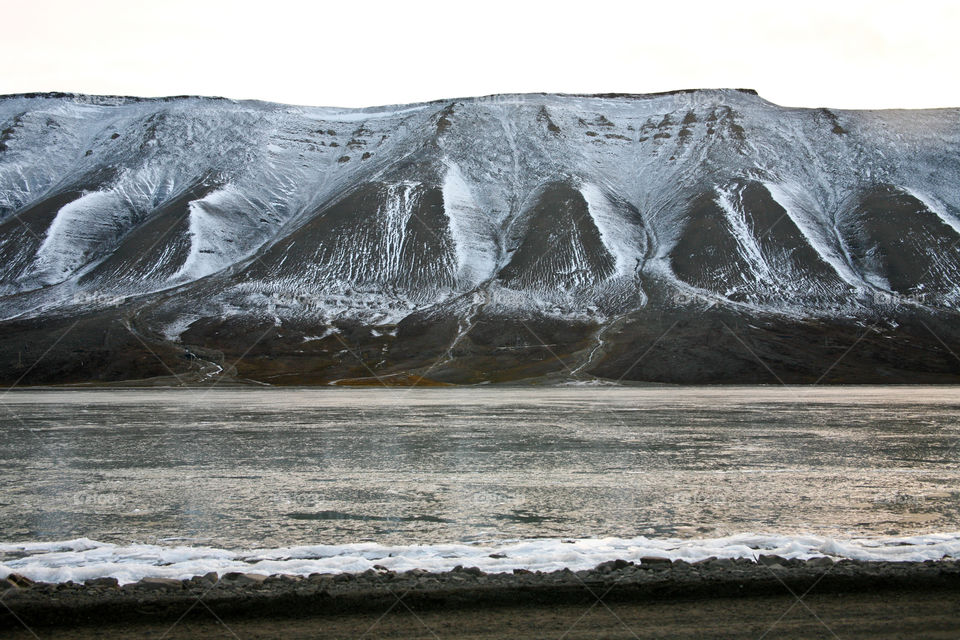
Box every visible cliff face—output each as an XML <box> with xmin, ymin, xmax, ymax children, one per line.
<box><xmin>1</xmin><ymin>90</ymin><xmax>959</xmax><ymax>385</ymax></box>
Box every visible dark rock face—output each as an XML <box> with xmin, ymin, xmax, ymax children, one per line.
<box><xmin>498</xmin><ymin>182</ymin><xmax>616</xmax><ymax>290</ymax></box>
<box><xmin>0</xmin><ymin>90</ymin><xmax>959</xmax><ymax>385</ymax></box>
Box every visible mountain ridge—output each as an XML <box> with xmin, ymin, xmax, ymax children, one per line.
<box><xmin>0</xmin><ymin>88</ymin><xmax>764</xmax><ymax>110</ymax></box>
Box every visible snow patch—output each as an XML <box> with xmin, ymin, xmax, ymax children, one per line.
<box><xmin>441</xmin><ymin>162</ymin><xmax>497</xmax><ymax>286</ymax></box>
<box><xmin>161</xmin><ymin>315</ymin><xmax>200</xmax><ymax>342</ymax></box>
<box><xmin>579</xmin><ymin>182</ymin><xmax>645</xmax><ymax>278</ymax></box>
<box><xmin>303</xmin><ymin>327</ymin><xmax>341</xmax><ymax>341</ymax></box>
<box><xmin>764</xmin><ymin>181</ymin><xmax>869</xmax><ymax>290</ymax></box>
<box><xmin>379</xmin><ymin>182</ymin><xmax>420</xmax><ymax>279</ymax></box>
<box><xmin>2</xmin><ymin>533</ymin><xmax>959</xmax><ymax>585</ymax></box>
<box><xmin>715</xmin><ymin>184</ymin><xmax>773</xmax><ymax>283</ymax></box>
<box><xmin>173</xmin><ymin>186</ymin><xmax>265</xmax><ymax>282</ymax></box>
<box><xmin>30</xmin><ymin>191</ymin><xmax>131</xmax><ymax>285</ymax></box>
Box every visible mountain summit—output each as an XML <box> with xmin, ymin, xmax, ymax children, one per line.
<box><xmin>1</xmin><ymin>90</ymin><xmax>959</xmax><ymax>385</ymax></box>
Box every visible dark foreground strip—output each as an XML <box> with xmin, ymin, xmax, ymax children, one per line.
<box><xmin>2</xmin><ymin>558</ymin><xmax>959</xmax><ymax>629</ymax></box>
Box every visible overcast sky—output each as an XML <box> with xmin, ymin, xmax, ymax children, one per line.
<box><xmin>2</xmin><ymin>0</ymin><xmax>957</xmax><ymax>109</ymax></box>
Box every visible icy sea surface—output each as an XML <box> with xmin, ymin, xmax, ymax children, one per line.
<box><xmin>2</xmin><ymin>386</ymin><xmax>960</xmax><ymax>583</ymax></box>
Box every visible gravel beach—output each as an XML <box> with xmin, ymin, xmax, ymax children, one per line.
<box><xmin>3</xmin><ymin>557</ymin><xmax>959</xmax><ymax>638</ymax></box>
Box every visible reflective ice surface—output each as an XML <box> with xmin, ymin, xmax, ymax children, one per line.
<box><xmin>1</xmin><ymin>386</ymin><xmax>958</xmax><ymax>549</ymax></box>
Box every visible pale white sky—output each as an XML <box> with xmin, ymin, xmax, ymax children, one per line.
<box><xmin>2</xmin><ymin>0</ymin><xmax>958</xmax><ymax>109</ymax></box>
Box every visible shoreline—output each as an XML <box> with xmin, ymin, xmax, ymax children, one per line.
<box><xmin>4</xmin><ymin>557</ymin><xmax>959</xmax><ymax>631</ymax></box>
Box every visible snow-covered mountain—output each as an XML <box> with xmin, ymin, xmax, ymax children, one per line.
<box><xmin>1</xmin><ymin>90</ymin><xmax>959</xmax><ymax>385</ymax></box>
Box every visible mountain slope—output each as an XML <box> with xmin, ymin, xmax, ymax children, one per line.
<box><xmin>1</xmin><ymin>90</ymin><xmax>959</xmax><ymax>385</ymax></box>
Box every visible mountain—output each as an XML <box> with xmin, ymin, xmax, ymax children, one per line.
<box><xmin>1</xmin><ymin>89</ymin><xmax>959</xmax><ymax>386</ymax></box>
